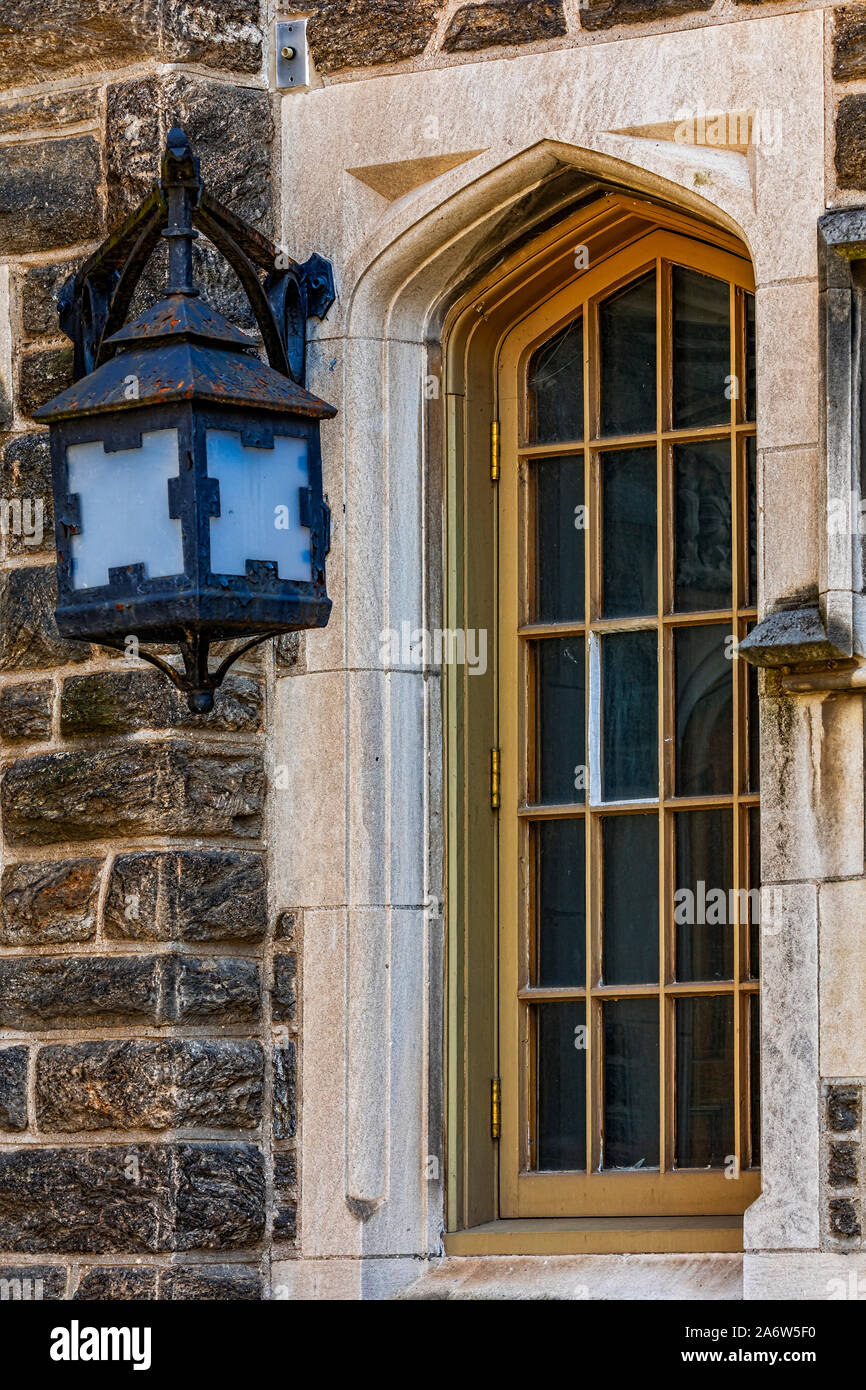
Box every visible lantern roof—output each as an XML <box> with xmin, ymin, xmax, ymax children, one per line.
<box><xmin>34</xmin><ymin>291</ymin><xmax>337</xmax><ymax>423</ymax></box>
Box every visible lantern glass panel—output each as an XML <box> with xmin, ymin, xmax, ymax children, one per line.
<box><xmin>67</xmin><ymin>428</ymin><xmax>185</xmax><ymax>591</ymax></box>
<box><xmin>206</xmin><ymin>429</ymin><xmax>312</xmax><ymax>581</ymax></box>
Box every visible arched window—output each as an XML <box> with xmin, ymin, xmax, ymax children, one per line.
<box><xmin>495</xmin><ymin>224</ymin><xmax>760</xmax><ymax>1220</ymax></box>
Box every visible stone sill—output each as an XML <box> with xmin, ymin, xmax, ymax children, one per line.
<box><xmin>444</xmin><ymin>1215</ymin><xmax>744</xmax><ymax>1256</ymax></box>
<box><xmin>399</xmin><ymin>1250</ymin><xmax>743</xmax><ymax>1300</ymax></box>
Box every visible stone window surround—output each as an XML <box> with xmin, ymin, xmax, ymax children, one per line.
<box><xmin>269</xmin><ymin>8</ymin><xmax>841</xmax><ymax>1298</ymax></box>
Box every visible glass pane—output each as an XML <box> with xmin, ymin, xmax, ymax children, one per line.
<box><xmin>603</xmin><ymin>998</ymin><xmax>659</xmax><ymax>1169</ymax></box>
<box><xmin>535</xmin><ymin>454</ymin><xmax>584</xmax><ymax>623</ymax></box>
<box><xmin>602</xmin><ymin>815</ymin><xmax>659</xmax><ymax>984</ymax></box>
<box><xmin>67</xmin><ymin>429</ymin><xmax>185</xmax><ymax>590</ymax></box>
<box><xmin>673</xmin><ymin>267</ymin><xmax>731</xmax><ymax>429</ymax></box>
<box><xmin>675</xmin><ymin>624</ymin><xmax>733</xmax><ymax>796</ymax></box>
<box><xmin>536</xmin><ymin>638</ymin><xmax>585</xmax><ymax>804</ymax></box>
<box><xmin>674</xmin><ymin>440</ymin><xmax>732</xmax><ymax>612</ymax></box>
<box><xmin>601</xmin><ymin>630</ymin><xmax>658</xmax><ymax>801</ymax></box>
<box><xmin>745</xmin><ymin>291</ymin><xmax>756</xmax><ymax>423</ymax></box>
<box><xmin>749</xmin><ymin>993</ymin><xmax>761</xmax><ymax>1166</ymax></box>
<box><xmin>527</xmin><ymin>317</ymin><xmax>584</xmax><ymax>445</ymax></box>
<box><xmin>207</xmin><ymin>430</ymin><xmax>312</xmax><ymax>581</ymax></box>
<box><xmin>674</xmin><ymin>809</ymin><xmax>734</xmax><ymax>981</ymax></box>
<box><xmin>747</xmin><ymin>647</ymin><xmax>760</xmax><ymax>792</ymax></box>
<box><xmin>537</xmin><ymin>819</ymin><xmax>586</xmax><ymax>987</ymax></box>
<box><xmin>746</xmin><ymin>435</ymin><xmax>758</xmax><ymax>605</ymax></box>
<box><xmin>600</xmin><ymin>272</ymin><xmax>656</xmax><ymax>437</ymax></box>
<box><xmin>536</xmin><ymin>1001</ymin><xmax>586</xmax><ymax>1170</ymax></box>
<box><xmin>675</xmin><ymin>995</ymin><xmax>734</xmax><ymax>1168</ymax></box>
<box><xmin>601</xmin><ymin>448</ymin><xmax>657</xmax><ymax>618</ymax></box>
<box><xmin>749</xmin><ymin>805</ymin><xmax>761</xmax><ymax>979</ymax></box>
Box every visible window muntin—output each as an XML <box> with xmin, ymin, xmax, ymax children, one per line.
<box><xmin>503</xmin><ymin>240</ymin><xmax>760</xmax><ymax>1214</ymax></box>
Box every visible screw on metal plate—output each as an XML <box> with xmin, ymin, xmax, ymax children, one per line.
<box><xmin>276</xmin><ymin>19</ymin><xmax>309</xmax><ymax>88</ymax></box>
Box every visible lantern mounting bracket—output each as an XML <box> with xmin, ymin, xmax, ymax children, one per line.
<box><xmin>58</xmin><ymin>128</ymin><xmax>335</xmax><ymax>387</ymax></box>
<box><xmin>96</xmin><ymin>629</ymin><xmax>283</xmax><ymax>714</ymax></box>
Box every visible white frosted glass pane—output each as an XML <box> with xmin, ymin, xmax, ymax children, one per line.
<box><xmin>207</xmin><ymin>429</ymin><xmax>312</xmax><ymax>582</ymax></box>
<box><xmin>67</xmin><ymin>429</ymin><xmax>185</xmax><ymax>591</ymax></box>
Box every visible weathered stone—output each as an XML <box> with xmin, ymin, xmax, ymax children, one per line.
<box><xmin>0</xmin><ymin>1265</ymin><xmax>66</xmax><ymax>1300</ymax></box>
<box><xmin>273</xmin><ymin>1152</ymin><xmax>296</xmax><ymax>1191</ymax></box>
<box><xmin>173</xmin><ymin>1143</ymin><xmax>265</xmax><ymax>1251</ymax></box>
<box><xmin>443</xmin><ymin>1</ymin><xmax>566</xmax><ymax>53</ymax></box>
<box><xmin>275</xmin><ymin>632</ymin><xmax>302</xmax><ymax>671</ymax></box>
<box><xmin>2</xmin><ymin>740</ymin><xmax>264</xmax><ymax>846</ymax></box>
<box><xmin>19</xmin><ymin>259</ymin><xmax>80</xmax><ymax>339</ymax></box>
<box><xmin>0</xmin><ymin>1048</ymin><xmax>28</xmax><ymax>1132</ymax></box>
<box><xmin>0</xmin><ymin>858</ymin><xmax>101</xmax><ymax>946</ymax></box>
<box><xmin>160</xmin><ymin>1264</ymin><xmax>262</xmax><ymax>1300</ymax></box>
<box><xmin>162</xmin><ymin>0</ymin><xmax>263</xmax><ymax>73</ymax></box>
<box><xmin>275</xmin><ymin>909</ymin><xmax>299</xmax><ymax>941</ymax></box>
<box><xmin>0</xmin><ymin>88</ymin><xmax>99</xmax><ymax>138</ymax></box>
<box><xmin>18</xmin><ymin>346</ymin><xmax>74</xmax><ymax>419</ymax></box>
<box><xmin>0</xmin><ymin>1</ymin><xmax>160</xmax><ymax>88</ymax></box>
<box><xmin>828</xmin><ymin>1141</ymin><xmax>859</xmax><ymax>1188</ymax></box>
<box><xmin>836</xmin><ymin>95</ymin><xmax>866</xmax><ymax>189</ymax></box>
<box><xmin>0</xmin><ymin>136</ymin><xmax>101</xmax><ymax>257</ymax></box>
<box><xmin>835</xmin><ymin>6</ymin><xmax>866</xmax><ymax>81</ymax></box>
<box><xmin>36</xmin><ymin>1040</ymin><xmax>264</xmax><ymax>1132</ymax></box>
<box><xmin>75</xmin><ymin>1267</ymin><xmax>158</xmax><ymax>1300</ymax></box>
<box><xmin>0</xmin><ymin>956</ymin><xmax>160</xmax><ymax>1030</ymax></box>
<box><xmin>104</xmin><ymin>849</ymin><xmax>266</xmax><ymax>944</ymax></box>
<box><xmin>105</xmin><ymin>77</ymin><xmax>162</xmax><ymax>224</ymax></box>
<box><xmin>0</xmin><ymin>681</ymin><xmax>53</xmax><ymax>743</ymax></box>
<box><xmin>273</xmin><ymin>1044</ymin><xmax>296</xmax><ymax>1141</ymax></box>
<box><xmin>828</xmin><ymin>1085</ymin><xmax>861</xmax><ymax>1132</ymax></box>
<box><xmin>0</xmin><ymin>433</ymin><xmax>53</xmax><ymax>558</ymax></box>
<box><xmin>0</xmin><ymin>567</ymin><xmax>89</xmax><ymax>672</ymax></box>
<box><xmin>271</xmin><ymin>954</ymin><xmax>296</xmax><ymax>1024</ymax></box>
<box><xmin>272</xmin><ymin>1204</ymin><xmax>296</xmax><ymax>1241</ymax></box>
<box><xmin>169</xmin><ymin>956</ymin><xmax>261</xmax><ymax>1025</ymax></box>
<box><xmin>578</xmin><ymin>0</ymin><xmax>712</xmax><ymax>29</ymax></box>
<box><xmin>0</xmin><ymin>1142</ymin><xmax>264</xmax><ymax>1252</ymax></box>
<box><xmin>829</xmin><ymin>1196</ymin><xmax>861</xmax><ymax>1238</ymax></box>
<box><xmin>308</xmin><ymin>0</ymin><xmax>443</xmax><ymax>74</ymax></box>
<box><xmin>60</xmin><ymin>669</ymin><xmax>262</xmax><ymax>736</ymax></box>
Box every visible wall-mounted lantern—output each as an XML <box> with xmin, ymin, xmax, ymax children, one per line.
<box><xmin>34</xmin><ymin>127</ymin><xmax>337</xmax><ymax>712</ymax></box>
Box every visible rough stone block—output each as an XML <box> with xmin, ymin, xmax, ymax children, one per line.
<box><xmin>36</xmin><ymin>1040</ymin><xmax>264</xmax><ymax>1132</ymax></box>
<box><xmin>273</xmin><ymin>1044</ymin><xmax>296</xmax><ymax>1141</ymax></box>
<box><xmin>0</xmin><ymin>956</ymin><xmax>161</xmax><ymax>1030</ymax></box>
<box><xmin>579</xmin><ymin>0</ymin><xmax>712</xmax><ymax>29</ymax></box>
<box><xmin>19</xmin><ymin>259</ymin><xmax>80</xmax><ymax>339</ymax></box>
<box><xmin>0</xmin><ymin>682</ymin><xmax>53</xmax><ymax>743</ymax></box>
<box><xmin>0</xmin><ymin>433</ymin><xmax>53</xmax><ymax>558</ymax></box>
<box><xmin>0</xmin><ymin>567</ymin><xmax>89</xmax><ymax>672</ymax></box>
<box><xmin>443</xmin><ymin>1</ymin><xmax>566</xmax><ymax>52</ymax></box>
<box><xmin>60</xmin><ymin>669</ymin><xmax>262</xmax><ymax>736</ymax></box>
<box><xmin>828</xmin><ymin>1142</ymin><xmax>859</xmax><ymax>1188</ymax></box>
<box><xmin>829</xmin><ymin>1196</ymin><xmax>861</xmax><ymax>1238</ymax></box>
<box><xmin>0</xmin><ymin>858</ymin><xmax>101</xmax><ymax>946</ymax></box>
<box><xmin>308</xmin><ymin>0</ymin><xmax>443</xmax><ymax>74</ymax></box>
<box><xmin>18</xmin><ymin>347</ymin><xmax>75</xmax><ymax>419</ymax></box>
<box><xmin>2</xmin><ymin>741</ymin><xmax>264</xmax><ymax>846</ymax></box>
<box><xmin>272</xmin><ymin>1205</ymin><xmax>296</xmax><ymax>1241</ymax></box>
<box><xmin>0</xmin><ymin>136</ymin><xmax>102</xmax><ymax>257</ymax></box>
<box><xmin>0</xmin><ymin>88</ymin><xmax>99</xmax><ymax>138</ymax></box>
<box><xmin>828</xmin><ymin>1085</ymin><xmax>861</xmax><ymax>1133</ymax></box>
<box><xmin>0</xmin><ymin>1048</ymin><xmax>28</xmax><ymax>1131</ymax></box>
<box><xmin>103</xmin><ymin>849</ymin><xmax>266</xmax><ymax>943</ymax></box>
<box><xmin>74</xmin><ymin>1266</ymin><xmax>158</xmax><ymax>1300</ymax></box>
<box><xmin>275</xmin><ymin>909</ymin><xmax>299</xmax><ymax>941</ymax></box>
<box><xmin>836</xmin><ymin>95</ymin><xmax>866</xmax><ymax>189</ymax></box>
<box><xmin>834</xmin><ymin>5</ymin><xmax>866</xmax><ymax>81</ymax></box>
<box><xmin>0</xmin><ymin>1265</ymin><xmax>66</xmax><ymax>1300</ymax></box>
<box><xmin>173</xmin><ymin>1143</ymin><xmax>266</xmax><ymax>1251</ymax></box>
<box><xmin>162</xmin><ymin>0</ymin><xmax>263</xmax><ymax>73</ymax></box>
<box><xmin>160</xmin><ymin>1264</ymin><xmax>262</xmax><ymax>1299</ymax></box>
<box><xmin>168</xmin><ymin>956</ymin><xmax>261</xmax><ymax>1025</ymax></box>
<box><xmin>271</xmin><ymin>954</ymin><xmax>296</xmax><ymax>1025</ymax></box>
<box><xmin>0</xmin><ymin>1</ymin><xmax>160</xmax><ymax>88</ymax></box>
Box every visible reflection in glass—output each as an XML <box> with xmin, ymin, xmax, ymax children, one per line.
<box><xmin>676</xmin><ymin>995</ymin><xmax>734</xmax><ymax>1168</ymax></box>
<box><xmin>602</xmin><ymin>630</ymin><xmax>658</xmax><ymax>801</ymax></box>
<box><xmin>673</xmin><ymin>267</ymin><xmax>731</xmax><ymax>429</ymax></box>
<box><xmin>745</xmin><ymin>291</ymin><xmax>756</xmax><ymax>423</ymax></box>
<box><xmin>535</xmin><ymin>454</ymin><xmax>584</xmax><ymax>623</ymax></box>
<box><xmin>537</xmin><ymin>1001</ymin><xmax>586</xmax><ymax>1170</ymax></box>
<box><xmin>675</xmin><ymin>624</ymin><xmax>733</xmax><ymax>795</ymax></box>
<box><xmin>602</xmin><ymin>815</ymin><xmax>659</xmax><ymax>984</ymax></box>
<box><xmin>746</xmin><ymin>435</ymin><xmax>758</xmax><ymax>606</ymax></box>
<box><xmin>537</xmin><ymin>819</ymin><xmax>586</xmax><ymax>987</ymax></box>
<box><xmin>674</xmin><ymin>440</ymin><xmax>732</xmax><ymax>612</ymax></box>
<box><xmin>750</xmin><ymin>993</ymin><xmax>761</xmax><ymax>1166</ymax></box>
<box><xmin>749</xmin><ymin>805</ymin><xmax>761</xmax><ymax>979</ymax></box>
<box><xmin>601</xmin><ymin>449</ymin><xmax>657</xmax><ymax>618</ymax></box>
<box><xmin>674</xmin><ymin>809</ymin><xmax>734</xmax><ymax>981</ymax></box>
<box><xmin>603</xmin><ymin>998</ymin><xmax>659</xmax><ymax>1169</ymax></box>
<box><xmin>536</xmin><ymin>639</ymin><xmax>585</xmax><ymax>804</ymax></box>
<box><xmin>747</xmin><ymin>648</ymin><xmax>760</xmax><ymax>793</ymax></box>
<box><xmin>600</xmin><ymin>273</ymin><xmax>657</xmax><ymax>437</ymax></box>
<box><xmin>527</xmin><ymin>317</ymin><xmax>584</xmax><ymax>445</ymax></box>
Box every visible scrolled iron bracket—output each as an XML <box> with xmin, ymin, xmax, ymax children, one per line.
<box><xmin>59</xmin><ymin>133</ymin><xmax>336</xmax><ymax>388</ymax></box>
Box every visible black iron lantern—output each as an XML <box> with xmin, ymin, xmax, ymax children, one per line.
<box><xmin>34</xmin><ymin>128</ymin><xmax>337</xmax><ymax>712</ymax></box>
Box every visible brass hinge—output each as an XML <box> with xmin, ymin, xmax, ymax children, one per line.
<box><xmin>490</xmin><ymin>747</ymin><xmax>501</xmax><ymax>810</ymax></box>
<box><xmin>490</xmin><ymin>420</ymin><xmax>500</xmax><ymax>483</ymax></box>
<box><xmin>491</xmin><ymin>1077</ymin><xmax>501</xmax><ymax>1140</ymax></box>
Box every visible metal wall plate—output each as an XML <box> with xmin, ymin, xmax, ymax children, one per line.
<box><xmin>276</xmin><ymin>19</ymin><xmax>310</xmax><ymax>89</ymax></box>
